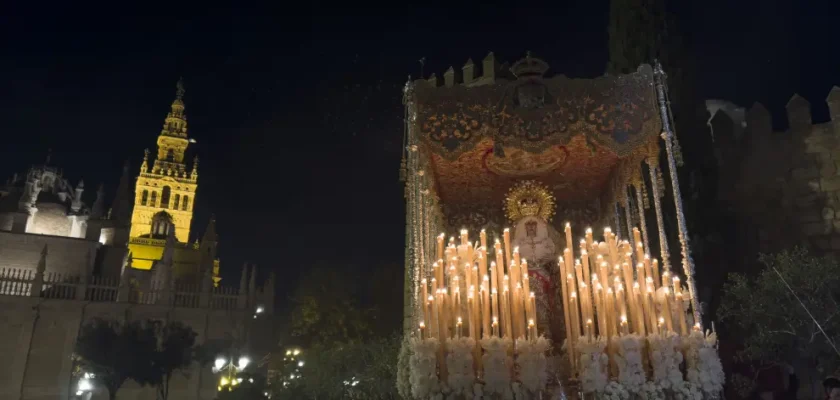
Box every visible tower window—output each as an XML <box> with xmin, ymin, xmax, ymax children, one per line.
<box><xmin>174</xmin><ymin>194</ymin><xmax>180</xmax><ymax>210</ymax></box>
<box><xmin>150</xmin><ymin>191</ymin><xmax>157</xmax><ymax>207</ymax></box>
<box><xmin>150</xmin><ymin>211</ymin><xmax>174</xmax><ymax>239</ymax></box>
<box><xmin>182</xmin><ymin>195</ymin><xmax>189</xmax><ymax>211</ymax></box>
<box><xmin>161</xmin><ymin>186</ymin><xmax>171</xmax><ymax>209</ymax></box>
<box><xmin>166</xmin><ymin>149</ymin><xmax>174</xmax><ymax>161</ymax></box>
<box><xmin>141</xmin><ymin>190</ymin><xmax>148</xmax><ymax>206</ymax></box>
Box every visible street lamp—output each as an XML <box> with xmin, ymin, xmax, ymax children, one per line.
<box><xmin>75</xmin><ymin>372</ymin><xmax>94</xmax><ymax>398</ymax></box>
<box><xmin>214</xmin><ymin>355</ymin><xmax>251</xmax><ymax>392</ymax></box>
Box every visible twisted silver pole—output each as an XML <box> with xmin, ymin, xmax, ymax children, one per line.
<box><xmin>653</xmin><ymin>61</ymin><xmax>702</xmax><ymax>326</ymax></box>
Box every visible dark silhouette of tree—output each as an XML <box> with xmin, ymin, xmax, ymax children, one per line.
<box><xmin>289</xmin><ymin>266</ymin><xmax>373</xmax><ymax>348</ymax></box>
<box><xmin>606</xmin><ymin>0</ymin><xmax>669</xmax><ymax>76</ymax></box>
<box><xmin>153</xmin><ymin>320</ymin><xmax>199</xmax><ymax>400</ymax></box>
<box><xmin>74</xmin><ymin>318</ymin><xmax>158</xmax><ymax>400</ymax></box>
<box><xmin>720</xmin><ymin>248</ymin><xmax>840</xmax><ymax>399</ymax></box>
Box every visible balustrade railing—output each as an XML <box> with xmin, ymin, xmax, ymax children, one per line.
<box><xmin>0</xmin><ymin>266</ymin><xmax>246</xmax><ymax>310</ymax></box>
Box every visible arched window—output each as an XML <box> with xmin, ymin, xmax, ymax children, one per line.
<box><xmin>141</xmin><ymin>190</ymin><xmax>149</xmax><ymax>206</ymax></box>
<box><xmin>150</xmin><ymin>211</ymin><xmax>174</xmax><ymax>239</ymax></box>
<box><xmin>150</xmin><ymin>191</ymin><xmax>157</xmax><ymax>207</ymax></box>
<box><xmin>182</xmin><ymin>195</ymin><xmax>189</xmax><ymax>211</ymax></box>
<box><xmin>161</xmin><ymin>186</ymin><xmax>171</xmax><ymax>209</ymax></box>
<box><xmin>166</xmin><ymin>149</ymin><xmax>174</xmax><ymax>161</ymax></box>
<box><xmin>173</xmin><ymin>194</ymin><xmax>180</xmax><ymax>210</ymax></box>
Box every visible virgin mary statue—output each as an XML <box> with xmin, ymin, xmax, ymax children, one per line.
<box><xmin>504</xmin><ymin>180</ymin><xmax>565</xmax><ymax>345</ymax></box>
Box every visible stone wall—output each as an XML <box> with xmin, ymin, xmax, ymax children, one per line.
<box><xmin>712</xmin><ymin>87</ymin><xmax>840</xmax><ymax>257</ymax></box>
<box><xmin>30</xmin><ymin>203</ymin><xmax>74</xmax><ymax>237</ymax></box>
<box><xmin>0</xmin><ymin>294</ymin><xmax>248</xmax><ymax>400</ymax></box>
<box><xmin>0</xmin><ymin>231</ymin><xmax>98</xmax><ymax>277</ymax></box>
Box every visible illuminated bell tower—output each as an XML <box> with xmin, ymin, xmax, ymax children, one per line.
<box><xmin>129</xmin><ymin>79</ymin><xmax>198</xmax><ymax>246</ymax></box>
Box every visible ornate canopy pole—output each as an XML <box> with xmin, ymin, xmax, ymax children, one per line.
<box><xmin>622</xmin><ymin>190</ymin><xmax>634</xmax><ymax>247</ymax></box>
<box><xmin>632</xmin><ymin>177</ymin><xmax>651</xmax><ymax>252</ymax></box>
<box><xmin>653</xmin><ymin>61</ymin><xmax>702</xmax><ymax>326</ymax></box>
<box><xmin>403</xmin><ymin>77</ymin><xmax>425</xmax><ymax>334</ymax></box>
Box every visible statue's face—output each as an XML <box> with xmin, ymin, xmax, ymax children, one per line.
<box><xmin>525</xmin><ymin>221</ymin><xmax>538</xmax><ymax>238</ymax></box>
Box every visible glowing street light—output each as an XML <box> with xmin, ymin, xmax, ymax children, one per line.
<box><xmin>215</xmin><ymin>353</ymin><xmax>251</xmax><ymax>392</ymax></box>
<box><xmin>75</xmin><ymin>372</ymin><xmax>94</xmax><ymax>397</ymax></box>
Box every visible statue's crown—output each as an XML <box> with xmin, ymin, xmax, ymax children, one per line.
<box><xmin>504</xmin><ymin>180</ymin><xmax>556</xmax><ymax>222</ymax></box>
<box><xmin>518</xmin><ymin>198</ymin><xmax>541</xmax><ymax>218</ymax></box>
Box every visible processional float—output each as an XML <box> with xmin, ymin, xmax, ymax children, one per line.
<box><xmin>397</xmin><ymin>54</ymin><xmax>724</xmax><ymax>400</ymax></box>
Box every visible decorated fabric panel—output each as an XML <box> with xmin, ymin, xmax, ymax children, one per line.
<box><xmin>414</xmin><ymin>64</ymin><xmax>661</xmax><ymax>160</ymax></box>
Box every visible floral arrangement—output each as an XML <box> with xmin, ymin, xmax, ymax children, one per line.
<box><xmin>602</xmin><ymin>381</ymin><xmax>631</xmax><ymax>400</ymax></box>
<box><xmin>575</xmin><ymin>336</ymin><xmax>609</xmax><ymax>394</ymax></box>
<box><xmin>684</xmin><ymin>330</ymin><xmax>725</xmax><ymax>398</ymax></box>
<box><xmin>481</xmin><ymin>336</ymin><xmax>514</xmax><ymax>399</ymax></box>
<box><xmin>613</xmin><ymin>334</ymin><xmax>646</xmax><ymax>395</ymax></box>
<box><xmin>648</xmin><ymin>332</ymin><xmax>685</xmax><ymax>392</ymax></box>
<box><xmin>410</xmin><ymin>338</ymin><xmax>443</xmax><ymax>400</ymax></box>
<box><xmin>640</xmin><ymin>381</ymin><xmax>666</xmax><ymax>400</ymax></box>
<box><xmin>515</xmin><ymin>336</ymin><xmax>551</xmax><ymax>395</ymax></box>
<box><xmin>446</xmin><ymin>337</ymin><xmax>476</xmax><ymax>398</ymax></box>
<box><xmin>672</xmin><ymin>381</ymin><xmax>704</xmax><ymax>400</ymax></box>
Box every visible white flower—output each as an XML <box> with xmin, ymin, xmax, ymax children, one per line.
<box><xmin>410</xmin><ymin>337</ymin><xmax>442</xmax><ymax>399</ymax></box>
<box><xmin>446</xmin><ymin>337</ymin><xmax>476</xmax><ymax>397</ymax></box>
<box><xmin>515</xmin><ymin>336</ymin><xmax>551</xmax><ymax>394</ymax></box>
<box><xmin>481</xmin><ymin>336</ymin><xmax>514</xmax><ymax>398</ymax></box>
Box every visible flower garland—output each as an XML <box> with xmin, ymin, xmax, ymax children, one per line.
<box><xmin>516</xmin><ymin>336</ymin><xmax>551</xmax><ymax>395</ymax></box>
<box><xmin>481</xmin><ymin>336</ymin><xmax>514</xmax><ymax>399</ymax></box>
<box><xmin>575</xmin><ymin>336</ymin><xmax>609</xmax><ymax>394</ymax></box>
<box><xmin>411</xmin><ymin>338</ymin><xmax>443</xmax><ymax>400</ymax></box>
<box><xmin>648</xmin><ymin>332</ymin><xmax>685</xmax><ymax>392</ymax></box>
<box><xmin>684</xmin><ymin>331</ymin><xmax>725</xmax><ymax>398</ymax></box>
<box><xmin>447</xmin><ymin>337</ymin><xmax>476</xmax><ymax>398</ymax></box>
<box><xmin>613</xmin><ymin>334</ymin><xmax>646</xmax><ymax>395</ymax></box>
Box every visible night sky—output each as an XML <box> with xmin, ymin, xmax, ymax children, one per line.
<box><xmin>1</xmin><ymin>1</ymin><xmax>838</xmax><ymax>299</ymax></box>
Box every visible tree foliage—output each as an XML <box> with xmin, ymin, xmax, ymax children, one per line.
<box><xmin>606</xmin><ymin>0</ymin><xmax>669</xmax><ymax>75</ymax></box>
<box><xmin>153</xmin><ymin>321</ymin><xmax>199</xmax><ymax>400</ymax></box>
<box><xmin>273</xmin><ymin>264</ymin><xmax>403</xmax><ymax>399</ymax></box>
<box><xmin>74</xmin><ymin>318</ymin><xmax>201</xmax><ymax>400</ymax></box>
<box><xmin>289</xmin><ymin>266</ymin><xmax>374</xmax><ymax>348</ymax></box>
<box><xmin>274</xmin><ymin>335</ymin><xmax>401</xmax><ymax>400</ymax></box>
<box><xmin>74</xmin><ymin>318</ymin><xmax>159</xmax><ymax>400</ymax></box>
<box><xmin>719</xmin><ymin>248</ymin><xmax>840</xmax><ymax>397</ymax></box>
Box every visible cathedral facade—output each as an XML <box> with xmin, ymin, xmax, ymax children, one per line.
<box><xmin>0</xmin><ymin>79</ymin><xmax>220</xmax><ymax>286</ymax></box>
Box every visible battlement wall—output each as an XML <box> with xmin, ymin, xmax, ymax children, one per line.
<box><xmin>710</xmin><ymin>87</ymin><xmax>840</xmax><ymax>253</ymax></box>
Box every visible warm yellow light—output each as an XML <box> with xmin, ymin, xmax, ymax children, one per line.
<box><xmin>220</xmin><ymin>377</ymin><xmax>229</xmax><ymax>386</ymax></box>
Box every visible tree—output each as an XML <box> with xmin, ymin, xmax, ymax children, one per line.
<box><xmin>275</xmin><ymin>335</ymin><xmax>401</xmax><ymax>400</ymax></box>
<box><xmin>74</xmin><ymin>318</ymin><xmax>158</xmax><ymax>400</ymax></box>
<box><xmin>606</xmin><ymin>0</ymin><xmax>669</xmax><ymax>76</ymax></box>
<box><xmin>719</xmin><ymin>248</ymin><xmax>840</xmax><ymax>398</ymax></box>
<box><xmin>288</xmin><ymin>266</ymin><xmax>373</xmax><ymax>348</ymax></box>
<box><xmin>152</xmin><ymin>321</ymin><xmax>199</xmax><ymax>400</ymax></box>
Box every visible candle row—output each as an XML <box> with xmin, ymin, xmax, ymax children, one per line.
<box><xmin>419</xmin><ymin>228</ymin><xmax>538</xmax><ymax>343</ymax></box>
<box><xmin>559</xmin><ymin>224</ymin><xmax>693</xmax><ymax>376</ymax></box>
